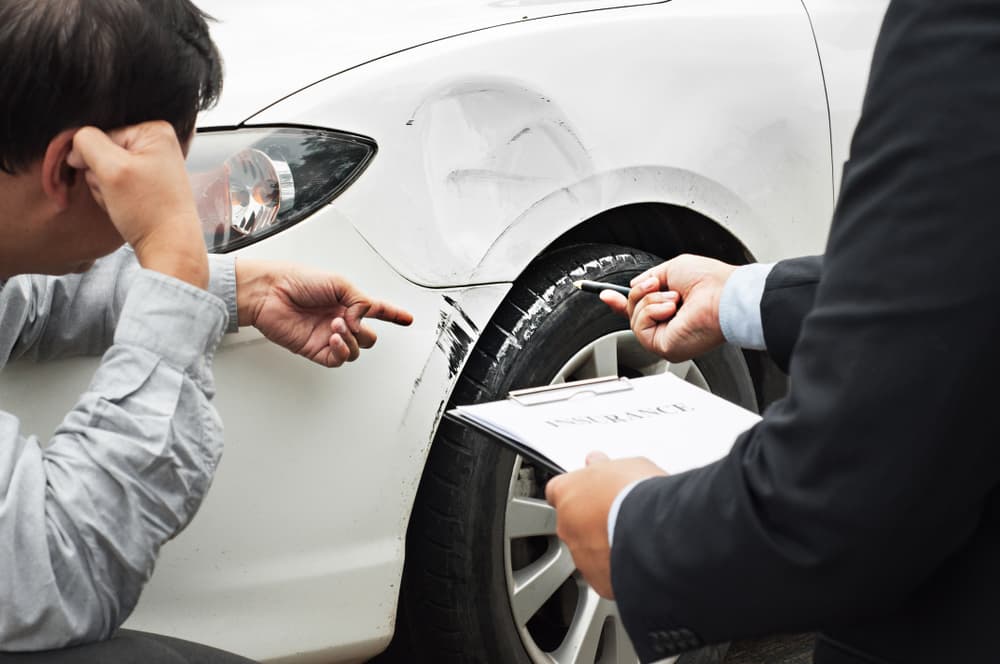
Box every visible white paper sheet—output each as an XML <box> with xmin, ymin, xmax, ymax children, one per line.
<box><xmin>452</xmin><ymin>373</ymin><xmax>761</xmax><ymax>473</ymax></box>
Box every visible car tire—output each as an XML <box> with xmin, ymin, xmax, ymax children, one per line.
<box><xmin>397</xmin><ymin>243</ymin><xmax>757</xmax><ymax>664</ymax></box>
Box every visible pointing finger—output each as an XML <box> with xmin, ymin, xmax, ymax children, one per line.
<box><xmin>365</xmin><ymin>299</ymin><xmax>414</xmax><ymax>327</ymax></box>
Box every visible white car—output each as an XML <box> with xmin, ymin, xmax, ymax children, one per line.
<box><xmin>0</xmin><ymin>1</ymin><xmax>888</xmax><ymax>662</ymax></box>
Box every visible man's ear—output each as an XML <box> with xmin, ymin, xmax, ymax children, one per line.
<box><xmin>40</xmin><ymin>129</ymin><xmax>79</xmax><ymax>211</ymax></box>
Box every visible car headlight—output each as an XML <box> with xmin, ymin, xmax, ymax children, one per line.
<box><xmin>187</xmin><ymin>127</ymin><xmax>376</xmax><ymax>253</ymax></box>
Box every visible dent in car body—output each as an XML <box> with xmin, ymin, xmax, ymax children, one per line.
<box><xmin>411</xmin><ymin>78</ymin><xmax>594</xmax><ymax>277</ymax></box>
<box><xmin>251</xmin><ymin>0</ymin><xmax>836</xmax><ymax>288</ymax></box>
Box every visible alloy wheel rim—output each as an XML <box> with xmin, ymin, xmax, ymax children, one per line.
<box><xmin>503</xmin><ymin>330</ymin><xmax>701</xmax><ymax>664</ymax></box>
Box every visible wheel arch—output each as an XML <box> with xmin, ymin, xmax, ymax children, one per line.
<box><xmin>381</xmin><ymin>203</ymin><xmax>788</xmax><ymax>662</ymax></box>
<box><xmin>464</xmin><ymin>163</ymin><xmax>791</xmax><ymax>286</ymax></box>
<box><xmin>530</xmin><ymin>201</ymin><xmax>787</xmax><ymax>412</ymax></box>
<box><xmin>539</xmin><ymin>201</ymin><xmax>755</xmax><ymax>269</ymax></box>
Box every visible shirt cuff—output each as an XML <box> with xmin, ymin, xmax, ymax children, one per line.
<box><xmin>718</xmin><ymin>262</ymin><xmax>775</xmax><ymax>350</ymax></box>
<box><xmin>208</xmin><ymin>254</ymin><xmax>238</xmax><ymax>333</ymax></box>
<box><xmin>114</xmin><ymin>270</ymin><xmax>229</xmax><ymax>370</ymax></box>
<box><xmin>608</xmin><ymin>479</ymin><xmax>648</xmax><ymax>548</ymax></box>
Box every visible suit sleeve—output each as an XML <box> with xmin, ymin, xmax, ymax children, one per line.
<box><xmin>611</xmin><ymin>1</ymin><xmax>1000</xmax><ymax>661</ymax></box>
<box><xmin>760</xmin><ymin>256</ymin><xmax>823</xmax><ymax>373</ymax></box>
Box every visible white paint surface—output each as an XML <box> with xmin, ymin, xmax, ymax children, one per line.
<box><xmin>249</xmin><ymin>0</ymin><xmax>840</xmax><ymax>284</ymax></box>
<box><xmin>0</xmin><ymin>0</ymin><xmax>887</xmax><ymax>660</ymax></box>
<box><xmin>196</xmin><ymin>0</ymin><xmax>669</xmax><ymax>125</ymax></box>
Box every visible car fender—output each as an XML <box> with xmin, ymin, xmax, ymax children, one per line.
<box><xmin>249</xmin><ymin>0</ymin><xmax>835</xmax><ymax>285</ymax></box>
<box><xmin>0</xmin><ymin>211</ymin><xmax>507</xmax><ymax>660</ymax></box>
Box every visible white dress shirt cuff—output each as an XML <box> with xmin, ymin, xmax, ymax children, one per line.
<box><xmin>608</xmin><ymin>479</ymin><xmax>648</xmax><ymax>547</ymax></box>
<box><xmin>718</xmin><ymin>263</ymin><xmax>775</xmax><ymax>351</ymax></box>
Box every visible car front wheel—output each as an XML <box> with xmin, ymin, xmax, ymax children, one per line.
<box><xmin>400</xmin><ymin>243</ymin><xmax>756</xmax><ymax>664</ymax></box>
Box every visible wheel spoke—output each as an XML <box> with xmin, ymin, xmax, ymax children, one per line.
<box><xmin>667</xmin><ymin>360</ymin><xmax>694</xmax><ymax>381</ymax></box>
<box><xmin>511</xmin><ymin>542</ymin><xmax>576</xmax><ymax>626</ymax></box>
<box><xmin>505</xmin><ymin>325</ymin><xmax>714</xmax><ymax>661</ymax></box>
<box><xmin>579</xmin><ymin>335</ymin><xmax>620</xmax><ymax>379</ymax></box>
<box><xmin>603</xmin><ymin>605</ymin><xmax>641</xmax><ymax>663</ymax></box>
<box><xmin>507</xmin><ymin>496</ymin><xmax>557</xmax><ymax>538</ymax></box>
<box><xmin>551</xmin><ymin>587</ymin><xmax>609</xmax><ymax>664</ymax></box>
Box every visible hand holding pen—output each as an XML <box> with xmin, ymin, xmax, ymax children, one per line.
<box><xmin>580</xmin><ymin>255</ymin><xmax>736</xmax><ymax>363</ymax></box>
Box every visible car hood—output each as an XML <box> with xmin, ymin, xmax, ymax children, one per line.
<box><xmin>196</xmin><ymin>0</ymin><xmax>665</xmax><ymax>126</ymax></box>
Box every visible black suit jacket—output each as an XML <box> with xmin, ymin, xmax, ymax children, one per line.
<box><xmin>611</xmin><ymin>1</ymin><xmax>1000</xmax><ymax>662</ymax></box>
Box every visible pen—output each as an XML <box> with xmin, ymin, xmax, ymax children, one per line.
<box><xmin>573</xmin><ymin>280</ymin><xmax>632</xmax><ymax>296</ymax></box>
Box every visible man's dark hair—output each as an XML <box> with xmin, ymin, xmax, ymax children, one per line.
<box><xmin>0</xmin><ymin>0</ymin><xmax>223</xmax><ymax>174</ymax></box>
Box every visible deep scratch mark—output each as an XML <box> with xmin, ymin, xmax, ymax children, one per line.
<box><xmin>442</xmin><ymin>296</ymin><xmax>480</xmax><ymax>334</ymax></box>
<box><xmin>435</xmin><ymin>320</ymin><xmax>473</xmax><ymax>379</ymax></box>
<box><xmin>433</xmin><ymin>296</ymin><xmax>477</xmax><ymax>379</ymax></box>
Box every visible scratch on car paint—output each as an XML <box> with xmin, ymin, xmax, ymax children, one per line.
<box><xmin>468</xmin><ymin>184</ymin><xmax>578</xmax><ymax>280</ymax></box>
<box><xmin>442</xmin><ymin>295</ymin><xmax>480</xmax><ymax>335</ymax></box>
<box><xmin>437</xmin><ymin>309</ymin><xmax>469</xmax><ymax>378</ymax></box>
<box><xmin>508</xmin><ymin>127</ymin><xmax>531</xmax><ymax>144</ymax></box>
<box><xmin>435</xmin><ymin>298</ymin><xmax>477</xmax><ymax>379</ymax></box>
<box><xmin>446</xmin><ymin>169</ymin><xmax>541</xmax><ymax>185</ymax></box>
<box><xmin>434</xmin><ymin>398</ymin><xmax>448</xmax><ymax>428</ymax></box>
<box><xmin>404</xmin><ymin>294</ymin><xmax>481</xmax><ymax>422</ymax></box>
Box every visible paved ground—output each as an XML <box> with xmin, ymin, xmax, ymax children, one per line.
<box><xmin>368</xmin><ymin>632</ymin><xmax>816</xmax><ymax>663</ymax></box>
<box><xmin>724</xmin><ymin>633</ymin><xmax>815</xmax><ymax>664</ymax></box>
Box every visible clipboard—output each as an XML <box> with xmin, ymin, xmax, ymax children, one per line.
<box><xmin>445</xmin><ymin>373</ymin><xmax>761</xmax><ymax>475</ymax></box>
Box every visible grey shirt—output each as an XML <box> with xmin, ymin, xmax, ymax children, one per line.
<box><xmin>0</xmin><ymin>248</ymin><xmax>238</xmax><ymax>651</ymax></box>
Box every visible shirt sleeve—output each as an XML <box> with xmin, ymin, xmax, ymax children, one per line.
<box><xmin>0</xmin><ymin>250</ymin><xmax>238</xmax><ymax>365</ymax></box>
<box><xmin>718</xmin><ymin>263</ymin><xmax>775</xmax><ymax>350</ymax></box>
<box><xmin>608</xmin><ymin>479</ymin><xmax>646</xmax><ymax>546</ymax></box>
<box><xmin>607</xmin><ymin>264</ymin><xmax>775</xmax><ymax>545</ymax></box>
<box><xmin>0</xmin><ymin>269</ymin><xmax>229</xmax><ymax>651</ymax></box>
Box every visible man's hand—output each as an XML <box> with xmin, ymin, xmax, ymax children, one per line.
<box><xmin>236</xmin><ymin>260</ymin><xmax>414</xmax><ymax>368</ymax></box>
<box><xmin>67</xmin><ymin>122</ymin><xmax>208</xmax><ymax>288</ymax></box>
<box><xmin>599</xmin><ymin>254</ymin><xmax>736</xmax><ymax>362</ymax></box>
<box><xmin>545</xmin><ymin>452</ymin><xmax>667</xmax><ymax>598</ymax></box>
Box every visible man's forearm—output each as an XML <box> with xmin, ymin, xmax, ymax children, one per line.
<box><xmin>0</xmin><ymin>270</ymin><xmax>228</xmax><ymax>650</ymax></box>
<box><xmin>0</xmin><ymin>249</ymin><xmax>237</xmax><ymax>366</ymax></box>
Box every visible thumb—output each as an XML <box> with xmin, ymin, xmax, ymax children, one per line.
<box><xmin>544</xmin><ymin>474</ymin><xmax>565</xmax><ymax>505</ymax></box>
<box><xmin>67</xmin><ymin>127</ymin><xmax>126</xmax><ymax>177</ymax></box>
<box><xmin>598</xmin><ymin>290</ymin><xmax>628</xmax><ymax>317</ymax></box>
<box><xmin>344</xmin><ymin>300</ymin><xmax>372</xmax><ymax>334</ymax></box>
<box><xmin>585</xmin><ymin>451</ymin><xmax>611</xmax><ymax>466</ymax></box>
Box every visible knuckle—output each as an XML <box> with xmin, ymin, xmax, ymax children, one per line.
<box><xmin>102</xmin><ymin>162</ymin><xmax>129</xmax><ymax>186</ymax></box>
<box><xmin>149</xmin><ymin>120</ymin><xmax>175</xmax><ymax>137</ymax></box>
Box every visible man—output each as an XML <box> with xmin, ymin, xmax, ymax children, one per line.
<box><xmin>0</xmin><ymin>0</ymin><xmax>411</xmax><ymax>659</ymax></box>
<box><xmin>546</xmin><ymin>1</ymin><xmax>1000</xmax><ymax>663</ymax></box>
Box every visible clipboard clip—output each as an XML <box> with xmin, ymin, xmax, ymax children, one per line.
<box><xmin>508</xmin><ymin>376</ymin><xmax>634</xmax><ymax>406</ymax></box>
